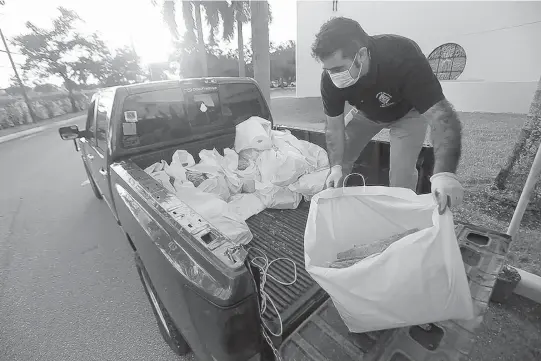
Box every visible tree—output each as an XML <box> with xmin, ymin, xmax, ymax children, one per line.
<box><xmin>219</xmin><ymin>1</ymin><xmax>272</xmax><ymax>78</ymax></box>
<box><xmin>102</xmin><ymin>47</ymin><xmax>143</xmax><ymax>86</ymax></box>
<box><xmin>493</xmin><ymin>77</ymin><xmax>541</xmax><ymax>207</ymax></box>
<box><xmin>270</xmin><ymin>41</ymin><xmax>295</xmax><ymax>82</ymax></box>
<box><xmin>33</xmin><ymin>83</ymin><xmax>60</xmax><ymax>93</ymax></box>
<box><xmin>12</xmin><ymin>7</ymin><xmax>110</xmax><ymax>112</ymax></box>
<box><xmin>158</xmin><ymin>0</ymin><xmax>271</xmax><ymax>78</ymax></box>
<box><xmin>250</xmin><ymin>0</ymin><xmax>270</xmax><ymax>104</ymax></box>
<box><xmin>158</xmin><ymin>0</ymin><xmax>230</xmax><ymax>77</ymax></box>
<box><xmin>229</xmin><ymin>1</ymin><xmax>250</xmax><ymax>77</ymax></box>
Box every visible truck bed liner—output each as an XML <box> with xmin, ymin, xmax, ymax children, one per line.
<box><xmin>246</xmin><ymin>202</ymin><xmax>326</xmax><ymax>336</ymax></box>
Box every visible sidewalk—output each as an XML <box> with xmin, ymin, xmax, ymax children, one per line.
<box><xmin>0</xmin><ymin>111</ymin><xmax>85</xmax><ymax>145</ymax></box>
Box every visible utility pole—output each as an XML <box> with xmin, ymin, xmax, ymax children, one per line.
<box><xmin>0</xmin><ymin>27</ymin><xmax>37</xmax><ymax>123</ymax></box>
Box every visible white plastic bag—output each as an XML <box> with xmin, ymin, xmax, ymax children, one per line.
<box><xmin>144</xmin><ymin>160</ymin><xmax>169</xmax><ymax>175</ymax></box>
<box><xmin>271</xmin><ymin>129</ymin><xmax>329</xmax><ymax>171</ymax></box>
<box><xmin>255</xmin><ymin>182</ymin><xmax>302</xmax><ymax>209</ymax></box>
<box><xmin>166</xmin><ymin>150</ymin><xmax>195</xmax><ymax>182</ymax></box>
<box><xmin>304</xmin><ymin>186</ymin><xmax>474</xmax><ymax>333</ymax></box>
<box><xmin>257</xmin><ymin>148</ymin><xmax>310</xmax><ymax>187</ymax></box>
<box><xmin>228</xmin><ymin>193</ymin><xmax>266</xmax><ymax>221</ymax></box>
<box><xmin>174</xmin><ymin>187</ymin><xmax>253</xmax><ymax>245</ymax></box>
<box><xmin>197</xmin><ymin>175</ymin><xmax>231</xmax><ymax>202</ymax></box>
<box><xmin>238</xmin><ymin>149</ymin><xmax>262</xmax><ymax>170</ymax></box>
<box><xmin>235</xmin><ymin>161</ymin><xmax>261</xmax><ymax>193</ymax></box>
<box><xmin>149</xmin><ymin>171</ymin><xmax>176</xmax><ymax>193</ymax></box>
<box><xmin>288</xmin><ymin>167</ymin><xmax>329</xmax><ymax>201</ymax></box>
<box><xmin>234</xmin><ymin>116</ymin><xmax>273</xmax><ymax>152</ymax></box>
<box><xmin>299</xmin><ymin>140</ymin><xmax>329</xmax><ymax>171</ymax></box>
<box><xmin>193</xmin><ymin>149</ymin><xmax>242</xmax><ymax>196</ymax></box>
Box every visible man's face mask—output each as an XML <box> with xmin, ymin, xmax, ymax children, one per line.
<box><xmin>329</xmin><ymin>53</ymin><xmax>362</xmax><ymax>89</ymax></box>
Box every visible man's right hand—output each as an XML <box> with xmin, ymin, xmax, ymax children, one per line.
<box><xmin>325</xmin><ymin>165</ymin><xmax>343</xmax><ymax>188</ymax></box>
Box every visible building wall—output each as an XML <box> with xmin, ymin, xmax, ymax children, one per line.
<box><xmin>296</xmin><ymin>1</ymin><xmax>541</xmax><ymax>113</ymax></box>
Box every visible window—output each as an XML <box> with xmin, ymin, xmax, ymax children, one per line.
<box><xmin>427</xmin><ymin>43</ymin><xmax>466</xmax><ymax>81</ymax></box>
<box><xmin>96</xmin><ymin>90</ymin><xmax>114</xmax><ymax>151</ymax></box>
<box><xmin>120</xmin><ymin>83</ymin><xmax>270</xmax><ymax>149</ymax></box>
<box><xmin>219</xmin><ymin>83</ymin><xmax>270</xmax><ymax>125</ymax></box>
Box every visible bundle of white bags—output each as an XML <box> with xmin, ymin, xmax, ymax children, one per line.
<box><xmin>144</xmin><ymin>116</ymin><xmax>330</xmax><ymax>245</ymax></box>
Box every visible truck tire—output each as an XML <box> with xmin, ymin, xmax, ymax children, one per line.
<box><xmin>134</xmin><ymin>253</ymin><xmax>191</xmax><ymax>356</ymax></box>
<box><xmin>84</xmin><ymin>162</ymin><xmax>102</xmax><ymax>200</ymax></box>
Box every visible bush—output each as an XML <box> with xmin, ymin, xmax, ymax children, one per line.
<box><xmin>0</xmin><ymin>91</ymin><xmax>92</xmax><ymax>129</ymax></box>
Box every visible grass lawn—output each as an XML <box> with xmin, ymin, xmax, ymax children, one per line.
<box><xmin>271</xmin><ymin>96</ymin><xmax>541</xmax><ymax>360</ymax></box>
<box><xmin>0</xmin><ymin>111</ymin><xmax>85</xmax><ymax>139</ymax></box>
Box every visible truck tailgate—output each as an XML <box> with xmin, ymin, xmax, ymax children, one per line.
<box><xmin>247</xmin><ymin>202</ymin><xmax>327</xmax><ymax>337</ymax></box>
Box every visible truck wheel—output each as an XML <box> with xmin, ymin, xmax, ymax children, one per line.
<box><xmin>84</xmin><ymin>163</ymin><xmax>102</xmax><ymax>200</ymax></box>
<box><xmin>134</xmin><ymin>253</ymin><xmax>191</xmax><ymax>356</ymax></box>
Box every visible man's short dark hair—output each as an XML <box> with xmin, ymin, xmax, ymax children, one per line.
<box><xmin>311</xmin><ymin>17</ymin><xmax>371</xmax><ymax>61</ymax></box>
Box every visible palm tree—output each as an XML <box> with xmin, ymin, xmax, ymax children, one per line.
<box><xmin>157</xmin><ymin>1</ymin><xmax>272</xmax><ymax>79</ymax></box>
<box><xmin>230</xmin><ymin>1</ymin><xmax>250</xmax><ymax>77</ymax></box>
<box><xmin>158</xmin><ymin>0</ymin><xmax>229</xmax><ymax>77</ymax></box>
<box><xmin>250</xmin><ymin>0</ymin><xmax>271</xmax><ymax>104</ymax></box>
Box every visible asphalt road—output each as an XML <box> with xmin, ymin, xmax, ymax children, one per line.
<box><xmin>0</xmin><ymin>115</ymin><xmax>191</xmax><ymax>361</ymax></box>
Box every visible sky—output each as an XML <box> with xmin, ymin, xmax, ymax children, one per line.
<box><xmin>0</xmin><ymin>0</ymin><xmax>297</xmax><ymax>88</ymax></box>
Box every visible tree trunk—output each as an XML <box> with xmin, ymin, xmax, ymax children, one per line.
<box><xmin>194</xmin><ymin>3</ymin><xmax>208</xmax><ymax>77</ymax></box>
<box><xmin>63</xmin><ymin>78</ymin><xmax>78</xmax><ymax>113</ymax></box>
<box><xmin>493</xmin><ymin>76</ymin><xmax>541</xmax><ymax>204</ymax></box>
<box><xmin>494</xmin><ymin>126</ymin><xmax>531</xmax><ymax>189</ymax></box>
<box><xmin>237</xmin><ymin>14</ymin><xmax>245</xmax><ymax>77</ymax></box>
<box><xmin>250</xmin><ymin>0</ymin><xmax>270</xmax><ymax>105</ymax></box>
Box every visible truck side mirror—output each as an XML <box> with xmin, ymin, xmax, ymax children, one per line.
<box><xmin>59</xmin><ymin>125</ymin><xmax>81</xmax><ymax>140</ymax></box>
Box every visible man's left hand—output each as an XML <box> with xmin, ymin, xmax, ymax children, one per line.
<box><xmin>430</xmin><ymin>172</ymin><xmax>464</xmax><ymax>214</ymax></box>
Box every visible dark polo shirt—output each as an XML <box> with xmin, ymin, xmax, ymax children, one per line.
<box><xmin>321</xmin><ymin>34</ymin><xmax>445</xmax><ymax>123</ymax></box>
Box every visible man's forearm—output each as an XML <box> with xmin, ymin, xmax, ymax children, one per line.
<box><xmin>425</xmin><ymin>99</ymin><xmax>462</xmax><ymax>174</ymax></box>
<box><xmin>325</xmin><ymin>114</ymin><xmax>346</xmax><ymax>167</ymax></box>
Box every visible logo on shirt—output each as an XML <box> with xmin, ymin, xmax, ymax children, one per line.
<box><xmin>376</xmin><ymin>92</ymin><xmax>395</xmax><ymax>108</ymax></box>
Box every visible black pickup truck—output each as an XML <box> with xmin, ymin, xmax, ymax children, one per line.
<box><xmin>58</xmin><ymin>78</ymin><xmax>434</xmax><ymax>361</ymax></box>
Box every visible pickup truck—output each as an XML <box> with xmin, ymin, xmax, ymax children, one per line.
<box><xmin>58</xmin><ymin>78</ymin><xmax>435</xmax><ymax>361</ymax></box>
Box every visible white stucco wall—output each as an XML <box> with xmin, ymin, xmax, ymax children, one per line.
<box><xmin>296</xmin><ymin>0</ymin><xmax>541</xmax><ymax>113</ymax></box>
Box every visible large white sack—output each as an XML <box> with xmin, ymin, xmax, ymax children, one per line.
<box><xmin>304</xmin><ymin>186</ymin><xmax>474</xmax><ymax>333</ymax></box>
<box><xmin>234</xmin><ymin>116</ymin><xmax>273</xmax><ymax>152</ymax></box>
<box><xmin>255</xmin><ymin>182</ymin><xmax>302</xmax><ymax>209</ymax></box>
<box><xmin>227</xmin><ymin>193</ymin><xmax>266</xmax><ymax>221</ymax></box>
<box><xmin>174</xmin><ymin>186</ymin><xmax>253</xmax><ymax>245</ymax></box>
<box><xmin>257</xmin><ymin>148</ymin><xmax>310</xmax><ymax>187</ymax></box>
<box><xmin>288</xmin><ymin>167</ymin><xmax>329</xmax><ymax>201</ymax></box>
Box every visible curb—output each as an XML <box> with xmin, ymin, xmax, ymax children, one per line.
<box><xmin>512</xmin><ymin>267</ymin><xmax>541</xmax><ymax>304</ymax></box>
<box><xmin>0</xmin><ymin>115</ymin><xmax>84</xmax><ymax>145</ymax></box>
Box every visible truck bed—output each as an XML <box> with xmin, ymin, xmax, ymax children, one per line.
<box><xmin>128</xmin><ymin>138</ymin><xmax>327</xmax><ymax>337</ymax></box>
<box><xmin>246</xmin><ymin>203</ymin><xmax>327</xmax><ymax>337</ymax></box>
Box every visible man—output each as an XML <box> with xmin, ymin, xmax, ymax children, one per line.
<box><xmin>311</xmin><ymin>17</ymin><xmax>464</xmax><ymax>213</ymax></box>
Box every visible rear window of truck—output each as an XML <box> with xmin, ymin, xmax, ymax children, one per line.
<box><xmin>120</xmin><ymin>83</ymin><xmax>270</xmax><ymax>149</ymax></box>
